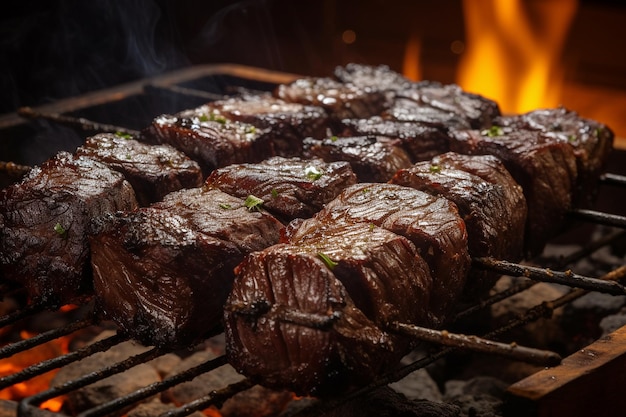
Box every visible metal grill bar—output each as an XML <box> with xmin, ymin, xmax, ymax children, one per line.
<box><xmin>568</xmin><ymin>208</ymin><xmax>626</xmax><ymax>228</ymax></box>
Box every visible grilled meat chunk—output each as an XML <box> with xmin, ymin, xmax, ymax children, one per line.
<box><xmin>386</xmin><ymin>81</ymin><xmax>501</xmax><ymax>130</ymax></box>
<box><xmin>141</xmin><ymin>107</ymin><xmax>275</xmax><ymax>176</ymax></box>
<box><xmin>90</xmin><ymin>187</ymin><xmax>283</xmax><ymax>347</ymax></box>
<box><xmin>494</xmin><ymin>107</ymin><xmax>614</xmax><ymax>206</ymax></box>
<box><xmin>449</xmin><ymin>128</ymin><xmax>578</xmax><ymax>256</ymax></box>
<box><xmin>76</xmin><ymin>133</ymin><xmax>203</xmax><ymax>206</ymax></box>
<box><xmin>0</xmin><ymin>152</ymin><xmax>138</xmax><ymax>306</ymax></box>
<box><xmin>302</xmin><ymin>135</ymin><xmax>413</xmax><ymax>182</ymax></box>
<box><xmin>205</xmin><ymin>156</ymin><xmax>357</xmax><ymax>222</ymax></box>
<box><xmin>391</xmin><ymin>153</ymin><xmax>527</xmax><ymax>297</ymax></box>
<box><xmin>275</xmin><ymin>77</ymin><xmax>387</xmax><ymax>121</ymax></box>
<box><xmin>287</xmin><ymin>183</ymin><xmax>470</xmax><ymax>327</ymax></box>
<box><xmin>333</xmin><ymin>63</ymin><xmax>414</xmax><ymax>93</ymax></box>
<box><xmin>225</xmin><ymin>222</ymin><xmax>431</xmax><ymax>396</ymax></box>
<box><xmin>339</xmin><ymin>116</ymin><xmax>450</xmax><ymax>162</ymax></box>
<box><xmin>205</xmin><ymin>94</ymin><xmax>331</xmax><ymax>157</ymax></box>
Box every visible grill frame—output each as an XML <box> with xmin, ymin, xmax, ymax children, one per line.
<box><xmin>1</xmin><ymin>64</ymin><xmax>626</xmax><ymax>417</ymax></box>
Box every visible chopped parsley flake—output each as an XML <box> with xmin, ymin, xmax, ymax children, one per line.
<box><xmin>429</xmin><ymin>164</ymin><xmax>441</xmax><ymax>173</ymax></box>
<box><xmin>330</xmin><ymin>135</ymin><xmax>338</xmax><ymax>142</ymax></box>
<box><xmin>244</xmin><ymin>195</ymin><xmax>264</xmax><ymax>211</ymax></box>
<box><xmin>271</xmin><ymin>188</ymin><xmax>279</xmax><ymax>198</ymax></box>
<box><xmin>245</xmin><ymin>126</ymin><xmax>257</xmax><ymax>134</ymax></box>
<box><xmin>318</xmin><ymin>252</ymin><xmax>338</xmax><ymax>269</ymax></box>
<box><xmin>115</xmin><ymin>132</ymin><xmax>133</xmax><ymax>139</ymax></box>
<box><xmin>219</xmin><ymin>203</ymin><xmax>232</xmax><ymax>210</ymax></box>
<box><xmin>198</xmin><ymin>114</ymin><xmax>209</xmax><ymax>122</ymax></box>
<box><xmin>304</xmin><ymin>165</ymin><xmax>323</xmax><ymax>181</ymax></box>
<box><xmin>567</xmin><ymin>135</ymin><xmax>576</xmax><ymax>143</ymax></box>
<box><xmin>481</xmin><ymin>125</ymin><xmax>503</xmax><ymax>137</ymax></box>
<box><xmin>54</xmin><ymin>222</ymin><xmax>67</xmax><ymax>237</ymax></box>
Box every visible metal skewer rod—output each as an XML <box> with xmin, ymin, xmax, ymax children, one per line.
<box><xmin>17</xmin><ymin>106</ymin><xmax>140</xmax><ymax>137</ymax></box>
<box><xmin>567</xmin><ymin>208</ymin><xmax>626</xmax><ymax>228</ymax></box>
<box><xmin>143</xmin><ymin>84</ymin><xmax>228</xmax><ymax>101</ymax></box>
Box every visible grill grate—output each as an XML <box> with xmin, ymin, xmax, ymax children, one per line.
<box><xmin>2</xmin><ymin>64</ymin><xmax>626</xmax><ymax>417</ymax></box>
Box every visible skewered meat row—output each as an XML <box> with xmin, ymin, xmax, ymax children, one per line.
<box><xmin>89</xmin><ymin>157</ymin><xmax>358</xmax><ymax>347</ymax></box>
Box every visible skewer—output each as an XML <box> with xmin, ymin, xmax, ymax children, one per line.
<box><xmin>17</xmin><ymin>106</ymin><xmax>140</xmax><ymax>137</ymax></box>
<box><xmin>567</xmin><ymin>208</ymin><xmax>626</xmax><ymax>228</ymax></box>
<box><xmin>472</xmin><ymin>257</ymin><xmax>626</xmax><ymax>295</ymax></box>
<box><xmin>600</xmin><ymin>172</ymin><xmax>626</xmax><ymax>187</ymax></box>
<box><xmin>228</xmin><ymin>302</ymin><xmax>561</xmax><ymax>367</ymax></box>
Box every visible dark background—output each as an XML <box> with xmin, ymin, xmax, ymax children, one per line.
<box><xmin>2</xmin><ymin>0</ymin><xmax>626</xmax><ymax>115</ymax></box>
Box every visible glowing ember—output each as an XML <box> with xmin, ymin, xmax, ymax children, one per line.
<box><xmin>456</xmin><ymin>0</ymin><xmax>578</xmax><ymax>113</ymax></box>
<box><xmin>0</xmin><ymin>332</ymin><xmax>70</xmax><ymax>412</ymax></box>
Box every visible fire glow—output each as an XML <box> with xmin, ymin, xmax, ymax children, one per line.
<box><xmin>0</xmin><ymin>331</ymin><xmax>69</xmax><ymax>412</ymax></box>
<box><xmin>456</xmin><ymin>0</ymin><xmax>578</xmax><ymax>114</ymax></box>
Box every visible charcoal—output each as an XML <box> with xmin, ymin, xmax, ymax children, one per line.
<box><xmin>303</xmin><ymin>135</ymin><xmax>413</xmax><ymax>182</ymax></box>
<box><xmin>0</xmin><ymin>152</ymin><xmax>138</xmax><ymax>306</ymax></box>
<box><xmin>76</xmin><ymin>133</ymin><xmax>203</xmax><ymax>205</ymax></box>
<box><xmin>391</xmin><ymin>153</ymin><xmax>527</xmax><ymax>297</ymax></box>
<box><xmin>205</xmin><ymin>156</ymin><xmax>357</xmax><ymax>222</ymax></box>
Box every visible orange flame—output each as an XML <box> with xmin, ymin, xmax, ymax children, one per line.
<box><xmin>402</xmin><ymin>32</ymin><xmax>422</xmax><ymax>82</ymax></box>
<box><xmin>456</xmin><ymin>0</ymin><xmax>578</xmax><ymax>113</ymax></box>
<box><xmin>0</xmin><ymin>333</ymin><xmax>70</xmax><ymax>412</ymax></box>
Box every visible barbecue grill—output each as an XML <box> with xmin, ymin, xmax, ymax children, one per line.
<box><xmin>2</xmin><ymin>64</ymin><xmax>626</xmax><ymax>417</ymax></box>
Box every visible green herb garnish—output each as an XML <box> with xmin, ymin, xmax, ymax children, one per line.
<box><xmin>330</xmin><ymin>135</ymin><xmax>338</xmax><ymax>142</ymax></box>
<box><xmin>219</xmin><ymin>203</ymin><xmax>232</xmax><ymax>210</ymax></box>
<box><xmin>198</xmin><ymin>114</ymin><xmax>209</xmax><ymax>122</ymax></box>
<box><xmin>369</xmin><ymin>223</ymin><xmax>376</xmax><ymax>232</ymax></box>
<box><xmin>244</xmin><ymin>195</ymin><xmax>264</xmax><ymax>211</ymax></box>
<box><xmin>429</xmin><ymin>164</ymin><xmax>441</xmax><ymax>173</ymax></box>
<box><xmin>54</xmin><ymin>222</ymin><xmax>67</xmax><ymax>237</ymax></box>
<box><xmin>318</xmin><ymin>252</ymin><xmax>338</xmax><ymax>269</ymax></box>
<box><xmin>567</xmin><ymin>135</ymin><xmax>576</xmax><ymax>143</ymax></box>
<box><xmin>271</xmin><ymin>188</ymin><xmax>279</xmax><ymax>198</ymax></box>
<box><xmin>245</xmin><ymin>126</ymin><xmax>257</xmax><ymax>134</ymax></box>
<box><xmin>115</xmin><ymin>131</ymin><xmax>133</xmax><ymax>139</ymax></box>
<box><xmin>481</xmin><ymin>125</ymin><xmax>503</xmax><ymax>137</ymax></box>
<box><xmin>304</xmin><ymin>165</ymin><xmax>323</xmax><ymax>181</ymax></box>
<box><xmin>210</xmin><ymin>113</ymin><xmax>227</xmax><ymax>124</ymax></box>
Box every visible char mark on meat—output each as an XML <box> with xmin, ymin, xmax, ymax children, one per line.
<box><xmin>339</xmin><ymin>116</ymin><xmax>450</xmax><ymax>162</ymax></box>
<box><xmin>391</xmin><ymin>152</ymin><xmax>527</xmax><ymax>297</ymax></box>
<box><xmin>204</xmin><ymin>94</ymin><xmax>332</xmax><ymax>157</ymax></box>
<box><xmin>141</xmin><ymin>106</ymin><xmax>275</xmax><ymax>176</ymax></box>
<box><xmin>0</xmin><ymin>152</ymin><xmax>138</xmax><ymax>306</ymax></box>
<box><xmin>449</xmin><ymin>128</ymin><xmax>578</xmax><ymax>257</ymax></box>
<box><xmin>302</xmin><ymin>135</ymin><xmax>413</xmax><ymax>182</ymax></box>
<box><xmin>76</xmin><ymin>133</ymin><xmax>203</xmax><ymax>206</ymax></box>
<box><xmin>90</xmin><ymin>187</ymin><xmax>283</xmax><ymax>347</ymax></box>
<box><xmin>286</xmin><ymin>183</ymin><xmax>470</xmax><ymax>327</ymax></box>
<box><xmin>225</xmin><ymin>222</ymin><xmax>430</xmax><ymax>396</ymax></box>
<box><xmin>205</xmin><ymin>156</ymin><xmax>357</xmax><ymax>222</ymax></box>
<box><xmin>274</xmin><ymin>76</ymin><xmax>388</xmax><ymax>122</ymax></box>
<box><xmin>494</xmin><ymin>107</ymin><xmax>614</xmax><ymax>207</ymax></box>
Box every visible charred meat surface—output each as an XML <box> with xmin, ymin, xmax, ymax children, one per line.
<box><xmin>332</xmin><ymin>63</ymin><xmax>414</xmax><ymax>94</ymax></box>
<box><xmin>494</xmin><ymin>107</ymin><xmax>614</xmax><ymax>206</ymax></box>
<box><xmin>302</xmin><ymin>135</ymin><xmax>413</xmax><ymax>182</ymax></box>
<box><xmin>141</xmin><ymin>107</ymin><xmax>275</xmax><ymax>176</ymax></box>
<box><xmin>389</xmin><ymin>81</ymin><xmax>501</xmax><ymax>130</ymax></box>
<box><xmin>90</xmin><ymin>210</ymin><xmax>241</xmax><ymax>348</ymax></box>
<box><xmin>206</xmin><ymin>94</ymin><xmax>331</xmax><ymax>157</ymax></box>
<box><xmin>275</xmin><ymin>76</ymin><xmax>387</xmax><ymax>121</ymax></box>
<box><xmin>205</xmin><ymin>156</ymin><xmax>357</xmax><ymax>222</ymax></box>
<box><xmin>90</xmin><ymin>187</ymin><xmax>284</xmax><ymax>347</ymax></box>
<box><xmin>391</xmin><ymin>152</ymin><xmax>527</xmax><ymax>297</ymax></box>
<box><xmin>224</xmin><ymin>241</ymin><xmax>412</xmax><ymax>397</ymax></box>
<box><xmin>76</xmin><ymin>133</ymin><xmax>203</xmax><ymax>206</ymax></box>
<box><xmin>0</xmin><ymin>152</ymin><xmax>138</xmax><ymax>306</ymax></box>
<box><xmin>288</xmin><ymin>183</ymin><xmax>470</xmax><ymax>327</ymax></box>
<box><xmin>339</xmin><ymin>116</ymin><xmax>450</xmax><ymax>162</ymax></box>
<box><xmin>449</xmin><ymin>128</ymin><xmax>578</xmax><ymax>257</ymax></box>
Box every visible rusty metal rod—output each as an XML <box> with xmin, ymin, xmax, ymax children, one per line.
<box><xmin>0</xmin><ymin>333</ymin><xmax>128</xmax><ymax>390</ymax></box>
<box><xmin>77</xmin><ymin>355</ymin><xmax>230</xmax><ymax>417</ymax></box>
<box><xmin>0</xmin><ymin>303</ymin><xmax>44</xmax><ymax>329</ymax></box>
<box><xmin>567</xmin><ymin>208</ymin><xmax>626</xmax><ymax>228</ymax></box>
<box><xmin>17</xmin><ymin>106</ymin><xmax>140</xmax><ymax>137</ymax></box>
<box><xmin>159</xmin><ymin>378</ymin><xmax>256</xmax><ymax>417</ymax></box>
<box><xmin>472</xmin><ymin>257</ymin><xmax>626</xmax><ymax>295</ymax></box>
<box><xmin>143</xmin><ymin>84</ymin><xmax>227</xmax><ymax>101</ymax></box>
<box><xmin>388</xmin><ymin>322</ymin><xmax>561</xmax><ymax>367</ymax></box>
